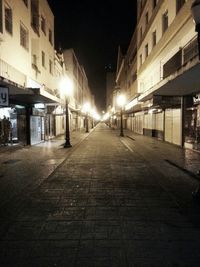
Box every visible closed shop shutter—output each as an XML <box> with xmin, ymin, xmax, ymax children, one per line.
<box><xmin>155</xmin><ymin>112</ymin><xmax>163</xmax><ymax>131</ymax></box>
<box><xmin>172</xmin><ymin>109</ymin><xmax>181</xmax><ymax>145</ymax></box>
<box><xmin>165</xmin><ymin>109</ymin><xmax>181</xmax><ymax>145</ymax></box>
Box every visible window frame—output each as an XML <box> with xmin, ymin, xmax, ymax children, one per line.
<box><xmin>49</xmin><ymin>29</ymin><xmax>53</xmax><ymax>45</ymax></box>
<box><xmin>152</xmin><ymin>30</ymin><xmax>156</xmax><ymax>48</ymax></box>
<box><xmin>162</xmin><ymin>10</ymin><xmax>168</xmax><ymax>35</ymax></box>
<box><xmin>20</xmin><ymin>22</ymin><xmax>29</xmax><ymax>50</ymax></box>
<box><xmin>49</xmin><ymin>59</ymin><xmax>53</xmax><ymax>74</ymax></box>
<box><xmin>41</xmin><ymin>15</ymin><xmax>46</xmax><ymax>35</ymax></box>
<box><xmin>152</xmin><ymin>0</ymin><xmax>157</xmax><ymax>10</ymax></box>
<box><xmin>145</xmin><ymin>12</ymin><xmax>149</xmax><ymax>26</ymax></box>
<box><xmin>176</xmin><ymin>0</ymin><xmax>185</xmax><ymax>14</ymax></box>
<box><xmin>22</xmin><ymin>0</ymin><xmax>28</xmax><ymax>7</ymax></box>
<box><xmin>42</xmin><ymin>51</ymin><xmax>45</xmax><ymax>67</ymax></box>
<box><xmin>5</xmin><ymin>3</ymin><xmax>13</xmax><ymax>35</ymax></box>
<box><xmin>145</xmin><ymin>43</ymin><xmax>149</xmax><ymax>59</ymax></box>
<box><xmin>139</xmin><ymin>54</ymin><xmax>143</xmax><ymax>67</ymax></box>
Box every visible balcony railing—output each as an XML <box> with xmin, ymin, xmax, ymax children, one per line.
<box><xmin>140</xmin><ymin>36</ymin><xmax>199</xmax><ymax>96</ymax></box>
<box><xmin>0</xmin><ymin>58</ymin><xmax>26</xmax><ymax>87</ymax></box>
<box><xmin>183</xmin><ymin>36</ymin><xmax>198</xmax><ymax>64</ymax></box>
<box><xmin>162</xmin><ymin>36</ymin><xmax>198</xmax><ymax>80</ymax></box>
<box><xmin>163</xmin><ymin>50</ymin><xmax>182</xmax><ymax>79</ymax></box>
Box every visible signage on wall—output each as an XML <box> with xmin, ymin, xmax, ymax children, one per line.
<box><xmin>0</xmin><ymin>87</ymin><xmax>9</xmax><ymax>106</ymax></box>
<box><xmin>193</xmin><ymin>94</ymin><xmax>200</xmax><ymax>105</ymax></box>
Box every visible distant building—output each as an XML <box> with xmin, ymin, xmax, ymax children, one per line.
<box><xmin>63</xmin><ymin>49</ymin><xmax>95</xmax><ymax>130</ymax></box>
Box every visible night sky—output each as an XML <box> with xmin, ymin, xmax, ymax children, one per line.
<box><xmin>47</xmin><ymin>0</ymin><xmax>137</xmax><ymax>110</ymax></box>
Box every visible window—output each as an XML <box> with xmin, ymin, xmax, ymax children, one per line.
<box><xmin>41</xmin><ymin>16</ymin><xmax>46</xmax><ymax>34</ymax></box>
<box><xmin>49</xmin><ymin>29</ymin><xmax>52</xmax><ymax>45</ymax></box>
<box><xmin>0</xmin><ymin>0</ymin><xmax>3</xmax><ymax>33</ymax></box>
<box><xmin>49</xmin><ymin>59</ymin><xmax>53</xmax><ymax>74</ymax></box>
<box><xmin>5</xmin><ymin>3</ymin><xmax>12</xmax><ymax>34</ymax></box>
<box><xmin>152</xmin><ymin>0</ymin><xmax>157</xmax><ymax>10</ymax></box>
<box><xmin>145</xmin><ymin>44</ymin><xmax>148</xmax><ymax>59</ymax></box>
<box><xmin>176</xmin><ymin>0</ymin><xmax>185</xmax><ymax>14</ymax></box>
<box><xmin>42</xmin><ymin>51</ymin><xmax>45</xmax><ymax>67</ymax></box>
<box><xmin>152</xmin><ymin>30</ymin><xmax>156</xmax><ymax>48</ymax></box>
<box><xmin>145</xmin><ymin>12</ymin><xmax>149</xmax><ymax>26</ymax></box>
<box><xmin>31</xmin><ymin>0</ymin><xmax>39</xmax><ymax>35</ymax></box>
<box><xmin>140</xmin><ymin>54</ymin><xmax>142</xmax><ymax>66</ymax></box>
<box><xmin>162</xmin><ymin>10</ymin><xmax>168</xmax><ymax>34</ymax></box>
<box><xmin>22</xmin><ymin>0</ymin><xmax>28</xmax><ymax>6</ymax></box>
<box><xmin>140</xmin><ymin>27</ymin><xmax>142</xmax><ymax>41</ymax></box>
<box><xmin>20</xmin><ymin>23</ymin><xmax>29</xmax><ymax>50</ymax></box>
<box><xmin>32</xmin><ymin>54</ymin><xmax>37</xmax><ymax>65</ymax></box>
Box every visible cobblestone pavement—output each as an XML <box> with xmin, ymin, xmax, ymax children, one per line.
<box><xmin>0</xmin><ymin>123</ymin><xmax>200</xmax><ymax>266</ymax></box>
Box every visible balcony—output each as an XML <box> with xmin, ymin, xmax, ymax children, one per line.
<box><xmin>139</xmin><ymin>36</ymin><xmax>200</xmax><ymax>102</ymax></box>
<box><xmin>0</xmin><ymin>58</ymin><xmax>26</xmax><ymax>87</ymax></box>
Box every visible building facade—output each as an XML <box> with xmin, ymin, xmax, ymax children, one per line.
<box><xmin>0</xmin><ymin>0</ymin><xmax>96</xmax><ymax>146</ymax></box>
<box><xmin>63</xmin><ymin>49</ymin><xmax>95</xmax><ymax>131</ymax></box>
<box><xmin>114</xmin><ymin>0</ymin><xmax>200</xmax><ymax>151</ymax></box>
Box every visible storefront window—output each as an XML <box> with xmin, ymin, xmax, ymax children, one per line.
<box><xmin>184</xmin><ymin>95</ymin><xmax>200</xmax><ymax>149</ymax></box>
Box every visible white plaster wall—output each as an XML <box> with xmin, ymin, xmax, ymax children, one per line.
<box><xmin>137</xmin><ymin>0</ymin><xmax>195</xmax><ymax>94</ymax></box>
<box><xmin>0</xmin><ymin>0</ymin><xmax>56</xmax><ymax>91</ymax></box>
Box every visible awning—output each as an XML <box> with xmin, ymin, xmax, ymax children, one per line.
<box><xmin>0</xmin><ymin>78</ymin><xmax>61</xmax><ymax>105</ymax></box>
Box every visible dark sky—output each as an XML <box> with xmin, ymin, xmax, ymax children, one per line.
<box><xmin>47</xmin><ymin>0</ymin><xmax>137</xmax><ymax>110</ymax></box>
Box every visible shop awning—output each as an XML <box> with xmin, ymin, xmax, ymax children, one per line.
<box><xmin>0</xmin><ymin>78</ymin><xmax>61</xmax><ymax>105</ymax></box>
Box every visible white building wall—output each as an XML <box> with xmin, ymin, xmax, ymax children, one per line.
<box><xmin>0</xmin><ymin>0</ymin><xmax>56</xmax><ymax>92</ymax></box>
<box><xmin>137</xmin><ymin>0</ymin><xmax>195</xmax><ymax>95</ymax></box>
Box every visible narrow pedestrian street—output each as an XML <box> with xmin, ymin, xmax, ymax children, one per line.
<box><xmin>0</xmin><ymin>123</ymin><xmax>200</xmax><ymax>267</ymax></box>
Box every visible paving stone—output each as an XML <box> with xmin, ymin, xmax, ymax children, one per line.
<box><xmin>1</xmin><ymin>124</ymin><xmax>200</xmax><ymax>266</ymax></box>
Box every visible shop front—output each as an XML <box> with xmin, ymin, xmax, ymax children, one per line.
<box><xmin>0</xmin><ymin>80</ymin><xmax>61</xmax><ymax>146</ymax></box>
<box><xmin>184</xmin><ymin>94</ymin><xmax>200</xmax><ymax>150</ymax></box>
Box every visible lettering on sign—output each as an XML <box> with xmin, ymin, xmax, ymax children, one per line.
<box><xmin>0</xmin><ymin>87</ymin><xmax>9</xmax><ymax>106</ymax></box>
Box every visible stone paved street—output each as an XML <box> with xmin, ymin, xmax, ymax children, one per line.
<box><xmin>0</xmin><ymin>123</ymin><xmax>200</xmax><ymax>266</ymax></box>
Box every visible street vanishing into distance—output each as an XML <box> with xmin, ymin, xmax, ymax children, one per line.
<box><xmin>0</xmin><ymin>123</ymin><xmax>200</xmax><ymax>267</ymax></box>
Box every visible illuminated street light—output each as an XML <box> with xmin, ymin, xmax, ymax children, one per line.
<box><xmin>60</xmin><ymin>76</ymin><xmax>73</xmax><ymax>148</ymax></box>
<box><xmin>90</xmin><ymin>109</ymin><xmax>100</xmax><ymax>127</ymax></box>
<box><xmin>191</xmin><ymin>0</ymin><xmax>200</xmax><ymax>60</ymax></box>
<box><xmin>82</xmin><ymin>102</ymin><xmax>91</xmax><ymax>133</ymax></box>
<box><xmin>117</xmin><ymin>94</ymin><xmax>126</xmax><ymax>137</ymax></box>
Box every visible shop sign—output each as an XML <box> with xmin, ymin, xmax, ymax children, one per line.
<box><xmin>0</xmin><ymin>87</ymin><xmax>9</xmax><ymax>106</ymax></box>
<box><xmin>193</xmin><ymin>94</ymin><xmax>200</xmax><ymax>105</ymax></box>
<box><xmin>153</xmin><ymin>95</ymin><xmax>181</xmax><ymax>108</ymax></box>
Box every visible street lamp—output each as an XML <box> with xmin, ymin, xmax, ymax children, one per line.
<box><xmin>60</xmin><ymin>77</ymin><xmax>73</xmax><ymax>148</ymax></box>
<box><xmin>191</xmin><ymin>0</ymin><xmax>200</xmax><ymax>60</ymax></box>
<box><xmin>117</xmin><ymin>94</ymin><xmax>126</xmax><ymax>137</ymax></box>
<box><xmin>82</xmin><ymin>102</ymin><xmax>91</xmax><ymax>133</ymax></box>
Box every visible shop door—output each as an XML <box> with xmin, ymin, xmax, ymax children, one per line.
<box><xmin>30</xmin><ymin>116</ymin><xmax>42</xmax><ymax>145</ymax></box>
<box><xmin>17</xmin><ymin>115</ymin><xmax>26</xmax><ymax>145</ymax></box>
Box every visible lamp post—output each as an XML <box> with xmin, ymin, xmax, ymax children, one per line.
<box><xmin>191</xmin><ymin>0</ymin><xmax>200</xmax><ymax>60</ymax></box>
<box><xmin>117</xmin><ymin>94</ymin><xmax>126</xmax><ymax>137</ymax></box>
<box><xmin>60</xmin><ymin>77</ymin><xmax>73</xmax><ymax>148</ymax></box>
